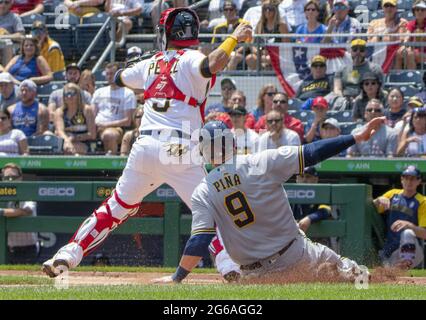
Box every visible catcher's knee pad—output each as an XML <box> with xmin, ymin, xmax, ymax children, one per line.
<box><xmin>71</xmin><ymin>192</ymin><xmax>140</xmax><ymax>256</ymax></box>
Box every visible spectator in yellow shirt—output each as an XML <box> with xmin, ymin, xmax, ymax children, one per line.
<box><xmin>31</xmin><ymin>21</ymin><xmax>65</xmax><ymax>73</ymax></box>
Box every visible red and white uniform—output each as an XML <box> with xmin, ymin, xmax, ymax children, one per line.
<box><xmin>50</xmin><ymin>49</ymin><xmax>217</xmax><ymax>268</ymax></box>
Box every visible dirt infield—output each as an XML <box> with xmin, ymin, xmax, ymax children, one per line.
<box><xmin>0</xmin><ymin>269</ymin><xmax>425</xmax><ymax>286</ymax></box>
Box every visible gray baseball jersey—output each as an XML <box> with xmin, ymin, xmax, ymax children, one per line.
<box><xmin>191</xmin><ymin>146</ymin><xmax>304</xmax><ymax>266</ymax></box>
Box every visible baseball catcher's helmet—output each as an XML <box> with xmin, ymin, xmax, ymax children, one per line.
<box><xmin>157</xmin><ymin>8</ymin><xmax>200</xmax><ymax>51</ymax></box>
<box><xmin>199</xmin><ymin>121</ymin><xmax>235</xmax><ymax>164</ymax></box>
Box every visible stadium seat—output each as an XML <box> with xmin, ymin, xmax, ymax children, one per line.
<box><xmin>366</xmin><ymin>0</ymin><xmax>379</xmax><ymax>10</ymax></box>
<box><xmin>349</xmin><ymin>0</ymin><xmax>364</xmax><ymax>11</ymax></box>
<box><xmin>81</xmin><ymin>12</ymin><xmax>109</xmax><ymax>24</ymax></box>
<box><xmin>340</xmin><ymin>122</ymin><xmax>360</xmax><ymax>135</ymax></box>
<box><xmin>75</xmin><ymin>14</ymin><xmax>111</xmax><ymax>57</ymax></box>
<box><xmin>288</xmin><ymin>98</ymin><xmax>303</xmax><ymax>111</ymax></box>
<box><xmin>400</xmin><ymin>11</ymin><xmax>414</xmax><ymax>20</ymax></box>
<box><xmin>53</xmin><ymin>71</ymin><xmax>66</xmax><ymax>81</ymax></box>
<box><xmin>27</xmin><ymin>135</ymin><xmax>64</xmax><ymax>155</ymax></box>
<box><xmin>292</xmin><ymin>110</ymin><xmax>314</xmax><ymax>123</ymax></box>
<box><xmin>385</xmin><ymin>70</ymin><xmax>423</xmax><ymax>87</ymax></box>
<box><xmin>21</xmin><ymin>14</ymin><xmax>46</xmax><ymax>26</ymax></box>
<box><xmin>397</xmin><ymin>0</ymin><xmax>413</xmax><ymax>10</ymax></box>
<box><xmin>369</xmin><ymin>10</ymin><xmax>384</xmax><ymax>21</ymax></box>
<box><xmin>37</xmin><ymin>83</ymin><xmax>61</xmax><ymax>95</ymax></box>
<box><xmin>399</xmin><ymin>85</ymin><xmax>422</xmax><ymax>98</ymax></box>
<box><xmin>93</xmin><ymin>69</ymin><xmax>106</xmax><ymax>81</ymax></box>
<box><xmin>327</xmin><ymin>110</ymin><xmax>353</xmax><ymax>122</ymax></box>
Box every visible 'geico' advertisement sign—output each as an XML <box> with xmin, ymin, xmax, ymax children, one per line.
<box><xmin>38</xmin><ymin>187</ymin><xmax>76</xmax><ymax>197</ymax></box>
<box><xmin>286</xmin><ymin>189</ymin><xmax>316</xmax><ymax>199</ymax></box>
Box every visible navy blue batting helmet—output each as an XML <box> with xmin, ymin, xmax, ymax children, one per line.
<box><xmin>199</xmin><ymin>121</ymin><xmax>235</xmax><ymax>164</ymax></box>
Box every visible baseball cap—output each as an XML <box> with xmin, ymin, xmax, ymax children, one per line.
<box><xmin>321</xmin><ymin>117</ymin><xmax>340</xmax><ymax>129</ymax></box>
<box><xmin>311</xmin><ymin>55</ymin><xmax>326</xmax><ymax>65</ymax></box>
<box><xmin>228</xmin><ymin>106</ymin><xmax>247</xmax><ymax>116</ymax></box>
<box><xmin>413</xmin><ymin>0</ymin><xmax>426</xmax><ymax>9</ymax></box>
<box><xmin>222</xmin><ymin>0</ymin><xmax>237</xmax><ymax>9</ymax></box>
<box><xmin>0</xmin><ymin>72</ymin><xmax>14</xmax><ymax>84</ymax></box>
<box><xmin>19</xmin><ymin>79</ymin><xmax>37</xmax><ymax>92</ymax></box>
<box><xmin>127</xmin><ymin>46</ymin><xmax>142</xmax><ymax>56</ymax></box>
<box><xmin>66</xmin><ymin>63</ymin><xmax>81</xmax><ymax>72</ymax></box>
<box><xmin>221</xmin><ymin>78</ymin><xmax>236</xmax><ymax>89</ymax></box>
<box><xmin>303</xmin><ymin>166</ymin><xmax>318</xmax><ymax>177</ymax></box>
<box><xmin>360</xmin><ymin>72</ymin><xmax>380</xmax><ymax>84</ymax></box>
<box><xmin>333</xmin><ymin>0</ymin><xmax>349</xmax><ymax>7</ymax></box>
<box><xmin>408</xmin><ymin>96</ymin><xmax>424</xmax><ymax>108</ymax></box>
<box><xmin>312</xmin><ymin>96</ymin><xmax>328</xmax><ymax>109</ymax></box>
<box><xmin>351</xmin><ymin>39</ymin><xmax>367</xmax><ymax>47</ymax></box>
<box><xmin>382</xmin><ymin>0</ymin><xmax>397</xmax><ymax>6</ymax></box>
<box><xmin>402</xmin><ymin>165</ymin><xmax>421</xmax><ymax>178</ymax></box>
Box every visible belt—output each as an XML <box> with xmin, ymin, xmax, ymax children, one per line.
<box><xmin>140</xmin><ymin>129</ymin><xmax>191</xmax><ymax>140</ymax></box>
<box><xmin>240</xmin><ymin>238</ymin><xmax>297</xmax><ymax>271</ymax></box>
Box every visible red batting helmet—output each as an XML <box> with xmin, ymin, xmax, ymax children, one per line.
<box><xmin>157</xmin><ymin>8</ymin><xmax>200</xmax><ymax>50</ymax></box>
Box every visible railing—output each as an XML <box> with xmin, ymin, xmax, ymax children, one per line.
<box><xmin>0</xmin><ymin>182</ymin><xmax>383</xmax><ymax>266</ymax></box>
<box><xmin>0</xmin><ymin>155</ymin><xmax>423</xmax><ymax>174</ymax></box>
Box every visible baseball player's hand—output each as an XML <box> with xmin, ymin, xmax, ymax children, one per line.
<box><xmin>373</xmin><ymin>196</ymin><xmax>390</xmax><ymax>210</ymax></box>
<box><xmin>391</xmin><ymin>220</ymin><xmax>415</xmax><ymax>232</ymax></box>
<box><xmin>353</xmin><ymin>116</ymin><xmax>386</xmax><ymax>144</ymax></box>
<box><xmin>232</xmin><ymin>23</ymin><xmax>253</xmax><ymax>43</ymax></box>
<box><xmin>298</xmin><ymin>217</ymin><xmax>312</xmax><ymax>233</ymax></box>
<box><xmin>151</xmin><ymin>275</ymin><xmax>177</xmax><ymax>284</ymax></box>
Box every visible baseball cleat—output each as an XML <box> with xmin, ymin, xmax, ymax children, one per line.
<box><xmin>42</xmin><ymin>258</ymin><xmax>70</xmax><ymax>278</ymax></box>
<box><xmin>223</xmin><ymin>271</ymin><xmax>241</xmax><ymax>283</ymax></box>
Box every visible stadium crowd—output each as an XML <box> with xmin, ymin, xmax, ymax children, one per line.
<box><xmin>0</xmin><ymin>0</ymin><xmax>424</xmax><ymax>157</ymax></box>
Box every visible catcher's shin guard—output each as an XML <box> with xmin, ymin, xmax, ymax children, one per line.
<box><xmin>70</xmin><ymin>191</ymin><xmax>140</xmax><ymax>257</ymax></box>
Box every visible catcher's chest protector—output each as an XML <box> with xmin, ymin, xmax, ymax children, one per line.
<box><xmin>144</xmin><ymin>50</ymin><xmax>200</xmax><ymax>108</ymax></box>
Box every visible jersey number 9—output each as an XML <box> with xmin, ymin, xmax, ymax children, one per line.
<box><xmin>224</xmin><ymin>191</ymin><xmax>255</xmax><ymax>228</ymax></box>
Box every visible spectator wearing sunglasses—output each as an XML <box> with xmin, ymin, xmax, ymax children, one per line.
<box><xmin>396</xmin><ymin>107</ymin><xmax>426</xmax><ymax>156</ymax></box>
<box><xmin>367</xmin><ymin>0</ymin><xmax>408</xmax><ymax>44</ymax></box>
<box><xmin>8</xmin><ymin>79</ymin><xmax>49</xmax><ymax>137</ymax></box>
<box><xmin>245</xmin><ymin>0</ymin><xmax>290</xmax><ymax>71</ymax></box>
<box><xmin>395</xmin><ymin>0</ymin><xmax>426</xmax><ymax>69</ymax></box>
<box><xmin>352</xmin><ymin>72</ymin><xmax>388</xmax><ymax>122</ymax></box>
<box><xmin>258</xmin><ymin>110</ymin><xmax>301</xmax><ymax>150</ymax></box>
<box><xmin>254</xmin><ymin>92</ymin><xmax>304</xmax><ymax>141</ymax></box>
<box><xmin>48</xmin><ymin>63</ymin><xmax>92</xmax><ymax>123</ymax></box>
<box><xmin>211</xmin><ymin>1</ymin><xmax>248</xmax><ymax>70</ymax></box>
<box><xmin>10</xmin><ymin>0</ymin><xmax>43</xmax><ymax>17</ymax></box>
<box><xmin>1</xmin><ymin>162</ymin><xmax>39</xmax><ymax>264</ymax></box>
<box><xmin>334</xmin><ymin>39</ymin><xmax>384</xmax><ymax>101</ymax></box>
<box><xmin>120</xmin><ymin>106</ymin><xmax>143</xmax><ymax>156</ymax></box>
<box><xmin>31</xmin><ymin>21</ymin><xmax>65</xmax><ymax>73</ymax></box>
<box><xmin>54</xmin><ymin>83</ymin><xmax>96</xmax><ymax>155</ymax></box>
<box><xmin>347</xmin><ymin>99</ymin><xmax>397</xmax><ymax>157</ymax></box>
<box><xmin>295</xmin><ymin>1</ymin><xmax>327</xmax><ymax>43</ymax></box>
<box><xmin>251</xmin><ymin>84</ymin><xmax>277</xmax><ymax>122</ymax></box>
<box><xmin>0</xmin><ymin>108</ymin><xmax>28</xmax><ymax>155</ymax></box>
<box><xmin>296</xmin><ymin>55</ymin><xmax>332</xmax><ymax>101</ymax></box>
<box><xmin>322</xmin><ymin>0</ymin><xmax>361</xmax><ymax>44</ymax></box>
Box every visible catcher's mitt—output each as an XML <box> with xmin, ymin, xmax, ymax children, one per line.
<box><xmin>125</xmin><ymin>50</ymin><xmax>157</xmax><ymax>69</ymax></box>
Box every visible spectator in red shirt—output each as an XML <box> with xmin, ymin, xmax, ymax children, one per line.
<box><xmin>254</xmin><ymin>92</ymin><xmax>304</xmax><ymax>141</ymax></box>
<box><xmin>10</xmin><ymin>0</ymin><xmax>43</xmax><ymax>17</ymax></box>
<box><xmin>395</xmin><ymin>0</ymin><xmax>426</xmax><ymax>69</ymax></box>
